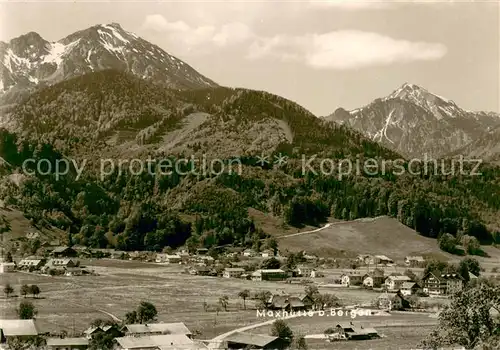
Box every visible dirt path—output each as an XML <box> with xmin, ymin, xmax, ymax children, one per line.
<box><xmin>277</xmin><ymin>223</ymin><xmax>332</xmax><ymax>239</ymax></box>
<box><xmin>208</xmin><ymin>310</ymin><xmax>318</xmax><ymax>349</ymax></box>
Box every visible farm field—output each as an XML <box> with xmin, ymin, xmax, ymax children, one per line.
<box><xmin>276</xmin><ymin>216</ymin><xmax>500</xmax><ymax>271</ymax></box>
<box><xmin>0</xmin><ymin>259</ymin><xmax>384</xmax><ymax>339</ymax></box>
<box><xmin>276</xmin><ymin>216</ymin><xmax>452</xmax><ymax>260</ymax></box>
<box><xmin>250</xmin><ymin>311</ymin><xmax>438</xmax><ymax>349</ymax></box>
<box><xmin>251</xmin><ymin>311</ymin><xmax>438</xmax><ymax>335</ymax></box>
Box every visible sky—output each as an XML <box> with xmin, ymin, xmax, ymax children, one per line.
<box><xmin>1</xmin><ymin>0</ymin><xmax>498</xmax><ymax>116</ymax></box>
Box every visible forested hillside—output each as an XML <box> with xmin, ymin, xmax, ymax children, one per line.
<box><xmin>0</xmin><ymin>70</ymin><xmax>499</xmax><ymax>252</ymax></box>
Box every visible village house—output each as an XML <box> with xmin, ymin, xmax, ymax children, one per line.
<box><xmin>297</xmin><ymin>294</ymin><xmax>315</xmax><ymax>309</ymax></box>
<box><xmin>196</xmin><ymin>248</ymin><xmax>209</xmax><ymax>255</ymax></box>
<box><xmin>422</xmin><ymin>272</ymin><xmax>464</xmax><ymax>296</ymax></box>
<box><xmin>0</xmin><ymin>319</ymin><xmax>38</xmax><ymax>342</ymax></box>
<box><xmin>302</xmin><ymin>252</ymin><xmax>319</xmax><ymax>262</ymax></box>
<box><xmin>155</xmin><ymin>254</ymin><xmax>182</xmax><ymax>264</ymax></box>
<box><xmin>356</xmin><ymin>254</ymin><xmax>374</xmax><ymax>265</ymax></box>
<box><xmin>178</xmin><ymin>251</ymin><xmax>191</xmax><ymax>262</ymax></box>
<box><xmin>41</xmin><ymin>239</ymin><xmax>61</xmax><ymax>249</ymax></box>
<box><xmin>224</xmin><ymin>332</ymin><xmax>286</xmax><ymax>349</ymax></box>
<box><xmin>45</xmin><ymin>258</ymin><xmax>77</xmax><ymax>269</ymax></box>
<box><xmin>266</xmin><ymin>294</ymin><xmax>306</xmax><ymax>311</ymax></box>
<box><xmin>64</xmin><ymin>267</ymin><xmax>85</xmax><ymax>277</ymax></box>
<box><xmin>189</xmin><ymin>266</ymin><xmax>211</xmax><ymax>276</ymax></box>
<box><xmin>122</xmin><ymin>322</ymin><xmax>192</xmax><ymax>337</ymax></box>
<box><xmin>46</xmin><ymin>337</ymin><xmax>89</xmax><ymax>350</ymax></box>
<box><xmin>391</xmin><ymin>291</ymin><xmax>411</xmax><ymax>310</ymax></box>
<box><xmin>51</xmin><ymin>246</ymin><xmax>78</xmax><ymax>258</ymax></box>
<box><xmin>404</xmin><ymin>255</ymin><xmax>426</xmax><ymax>267</ymax></box>
<box><xmin>243</xmin><ymin>249</ymin><xmax>257</xmax><ymax>257</ymax></box>
<box><xmin>374</xmin><ymin>255</ymin><xmax>394</xmax><ymax>266</ymax></box>
<box><xmin>362</xmin><ymin>269</ymin><xmax>385</xmax><ymax>288</ymax></box>
<box><xmin>251</xmin><ymin>269</ymin><xmax>287</xmax><ymax>281</ymax></box>
<box><xmin>332</xmin><ymin>322</ymin><xmax>379</xmax><ymax>340</ymax></box>
<box><xmin>114</xmin><ymin>334</ymin><xmax>199</xmax><ymax>350</ymax></box>
<box><xmin>385</xmin><ymin>275</ymin><xmax>412</xmax><ymax>291</ymax></box>
<box><xmin>110</xmin><ymin>250</ymin><xmax>129</xmax><ymax>260</ymax></box>
<box><xmin>340</xmin><ymin>271</ymin><xmax>364</xmax><ymax>286</ymax></box>
<box><xmin>260</xmin><ymin>249</ymin><xmax>274</xmax><ymax>258</ymax></box>
<box><xmin>223</xmin><ymin>267</ymin><xmax>245</xmax><ymax>278</ymax></box>
<box><xmin>400</xmin><ymin>282</ymin><xmax>422</xmax><ymax>296</ymax></box>
<box><xmin>18</xmin><ymin>258</ymin><xmax>46</xmax><ymax>270</ymax></box>
<box><xmin>84</xmin><ymin>324</ymin><xmax>123</xmax><ymax>339</ymax></box>
<box><xmin>86</xmin><ymin>248</ymin><xmax>116</xmax><ymax>259</ymax></box>
<box><xmin>193</xmin><ymin>255</ymin><xmax>214</xmax><ymax>266</ymax></box>
<box><xmin>377</xmin><ymin>291</ymin><xmax>410</xmax><ymax>310</ymax></box>
<box><xmin>25</xmin><ymin>230</ymin><xmax>40</xmax><ymax>240</ymax></box>
<box><xmin>0</xmin><ymin>261</ymin><xmax>16</xmax><ymax>273</ymax></box>
<box><xmin>296</xmin><ymin>265</ymin><xmax>315</xmax><ymax>278</ymax></box>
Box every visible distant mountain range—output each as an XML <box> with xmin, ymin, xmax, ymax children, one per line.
<box><xmin>0</xmin><ymin>22</ymin><xmax>216</xmax><ymax>103</ymax></box>
<box><xmin>0</xmin><ymin>23</ymin><xmax>499</xmax><ymax>257</ymax></box>
<box><xmin>2</xmin><ymin>23</ymin><xmax>500</xmax><ymax>163</ymax></box>
<box><xmin>326</xmin><ymin>83</ymin><xmax>500</xmax><ymax>161</ymax></box>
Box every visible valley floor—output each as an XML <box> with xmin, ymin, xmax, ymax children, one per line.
<box><xmin>0</xmin><ymin>259</ymin><xmax>441</xmax><ymax>349</ymax></box>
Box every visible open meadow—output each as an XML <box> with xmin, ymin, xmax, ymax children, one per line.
<box><xmin>0</xmin><ymin>259</ymin><xmax>389</xmax><ymax>339</ymax></box>
<box><xmin>303</xmin><ymin>325</ymin><xmax>436</xmax><ymax>349</ymax></box>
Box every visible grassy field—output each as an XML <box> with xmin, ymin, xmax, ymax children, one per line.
<box><xmin>251</xmin><ymin>311</ymin><xmax>438</xmax><ymax>335</ymax></box>
<box><xmin>249</xmin><ymin>311</ymin><xmax>438</xmax><ymax>349</ymax></box>
<box><xmin>303</xmin><ymin>325</ymin><xmax>435</xmax><ymax>349</ymax></box>
<box><xmin>276</xmin><ymin>216</ymin><xmax>449</xmax><ymax>261</ymax></box>
<box><xmin>0</xmin><ymin>258</ymin><xmax>453</xmax><ymax>349</ymax></box>
<box><xmin>275</xmin><ymin>215</ymin><xmax>500</xmax><ymax>269</ymax></box>
<box><xmin>0</xmin><ymin>208</ymin><xmax>65</xmax><ymax>251</ymax></box>
<box><xmin>0</xmin><ymin>259</ymin><xmax>387</xmax><ymax>339</ymax></box>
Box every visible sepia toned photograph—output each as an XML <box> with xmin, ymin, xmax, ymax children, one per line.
<box><xmin>0</xmin><ymin>1</ymin><xmax>499</xmax><ymax>349</ymax></box>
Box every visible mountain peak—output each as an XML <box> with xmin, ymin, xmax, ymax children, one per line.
<box><xmin>103</xmin><ymin>22</ymin><xmax>123</xmax><ymax>29</ymax></box>
<box><xmin>385</xmin><ymin>82</ymin><xmax>452</xmax><ymax>107</ymax></box>
<box><xmin>0</xmin><ymin>22</ymin><xmax>217</xmax><ymax>94</ymax></box>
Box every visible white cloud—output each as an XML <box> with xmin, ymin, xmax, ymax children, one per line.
<box><xmin>212</xmin><ymin>22</ymin><xmax>254</xmax><ymax>47</ymax></box>
<box><xmin>141</xmin><ymin>14</ymin><xmax>254</xmax><ymax>54</ymax></box>
<box><xmin>247</xmin><ymin>30</ymin><xmax>447</xmax><ymax>70</ymax></box>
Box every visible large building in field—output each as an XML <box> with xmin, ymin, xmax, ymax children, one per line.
<box><xmin>46</xmin><ymin>337</ymin><xmax>89</xmax><ymax>350</ymax></box>
<box><xmin>0</xmin><ymin>319</ymin><xmax>38</xmax><ymax>342</ymax></box>
<box><xmin>223</xmin><ymin>267</ymin><xmax>245</xmax><ymax>278</ymax></box>
<box><xmin>422</xmin><ymin>272</ymin><xmax>463</xmax><ymax>296</ymax></box>
<box><xmin>251</xmin><ymin>269</ymin><xmax>287</xmax><ymax>281</ymax></box>
<box><xmin>224</xmin><ymin>332</ymin><xmax>286</xmax><ymax>349</ymax></box>
<box><xmin>122</xmin><ymin>322</ymin><xmax>192</xmax><ymax>337</ymax></box>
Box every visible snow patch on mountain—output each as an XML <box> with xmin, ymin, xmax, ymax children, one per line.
<box><xmin>3</xmin><ymin>49</ymin><xmax>31</xmax><ymax>73</ymax></box>
<box><xmin>42</xmin><ymin>39</ymin><xmax>80</xmax><ymax>66</ymax></box>
<box><xmin>0</xmin><ymin>22</ymin><xmax>217</xmax><ymax>95</ymax></box>
<box><xmin>326</xmin><ymin>82</ymin><xmax>500</xmax><ymax>158</ymax></box>
<box><xmin>101</xmin><ymin>24</ymin><xmax>130</xmax><ymax>44</ymax></box>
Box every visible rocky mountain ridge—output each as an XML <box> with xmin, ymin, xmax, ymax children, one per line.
<box><xmin>327</xmin><ymin>83</ymin><xmax>500</xmax><ymax>159</ymax></box>
<box><xmin>0</xmin><ymin>22</ymin><xmax>217</xmax><ymax>103</ymax></box>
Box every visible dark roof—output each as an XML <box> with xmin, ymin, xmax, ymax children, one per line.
<box><xmin>423</xmin><ymin>272</ymin><xmax>463</xmax><ymax>282</ymax></box>
<box><xmin>268</xmin><ymin>295</ymin><xmax>304</xmax><ymax>309</ymax></box>
<box><xmin>288</xmin><ymin>297</ymin><xmax>305</xmax><ymax>308</ymax></box>
<box><xmin>336</xmin><ymin>322</ymin><xmax>356</xmax><ymax>332</ymax></box>
<box><xmin>225</xmin><ymin>332</ymin><xmax>278</xmax><ymax>347</ymax></box>
<box><xmin>52</xmin><ymin>246</ymin><xmax>74</xmax><ymax>253</ymax></box>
